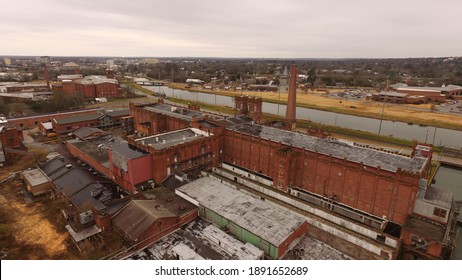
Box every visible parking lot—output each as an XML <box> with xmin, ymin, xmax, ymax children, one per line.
<box><xmin>437</xmin><ymin>100</ymin><xmax>462</xmax><ymax>114</ymax></box>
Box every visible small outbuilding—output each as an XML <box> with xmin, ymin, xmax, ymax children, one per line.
<box><xmin>22</xmin><ymin>168</ymin><xmax>53</xmax><ymax>196</ymax></box>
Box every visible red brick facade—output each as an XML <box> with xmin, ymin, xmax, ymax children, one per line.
<box><xmin>0</xmin><ymin>125</ymin><xmax>24</xmax><ymax>149</ymax></box>
<box><xmin>128</xmin><ymin>134</ymin><xmax>221</xmax><ymax>183</ymax></box>
<box><xmin>129</xmin><ymin>101</ymin><xmax>430</xmax><ymax>226</ymax></box>
<box><xmin>134</xmin><ymin>210</ymin><xmax>198</xmax><ymax>249</ymax></box>
<box><xmin>222</xmin><ymin>128</ymin><xmax>427</xmax><ymax>225</ymax></box>
<box><xmin>7</xmin><ymin>109</ymin><xmax>101</xmax><ymax>129</ymax></box>
<box><xmin>129</xmin><ymin>102</ymin><xmax>190</xmax><ymax>136</ymax></box>
<box><xmin>400</xmin><ymin>228</ymin><xmax>444</xmax><ymax>259</ymax></box>
<box><xmin>55</xmin><ymin>78</ymin><xmax>120</xmax><ymax>99</ymax></box>
<box><xmin>108</xmin><ymin>151</ymin><xmax>153</xmax><ymax>194</ymax></box>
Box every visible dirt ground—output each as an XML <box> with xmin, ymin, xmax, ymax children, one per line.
<box><xmin>0</xmin><ymin>154</ymin><xmax>77</xmax><ymax>259</ymax></box>
<box><xmin>0</xmin><ymin>153</ymin><xmax>124</xmax><ymax>260</ymax></box>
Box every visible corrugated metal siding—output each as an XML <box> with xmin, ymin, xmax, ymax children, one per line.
<box><xmin>201</xmin><ymin>206</ymin><xmax>279</xmax><ymax>259</ymax></box>
<box><xmin>413</xmin><ymin>200</ymin><xmax>448</xmax><ymax>224</ymax></box>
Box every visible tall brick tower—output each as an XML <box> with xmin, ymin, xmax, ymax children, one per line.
<box><xmin>234</xmin><ymin>95</ymin><xmax>248</xmax><ymax>116</ymax></box>
<box><xmin>285</xmin><ymin>65</ymin><xmax>297</xmax><ymax>130</ymax></box>
<box><xmin>248</xmin><ymin>96</ymin><xmax>262</xmax><ymax>123</ymax></box>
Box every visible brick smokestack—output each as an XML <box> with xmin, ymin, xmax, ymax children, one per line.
<box><xmin>285</xmin><ymin>65</ymin><xmax>297</xmax><ymax>129</ymax></box>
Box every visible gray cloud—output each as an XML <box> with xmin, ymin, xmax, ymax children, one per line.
<box><xmin>1</xmin><ymin>0</ymin><xmax>461</xmax><ymax>58</ymax></box>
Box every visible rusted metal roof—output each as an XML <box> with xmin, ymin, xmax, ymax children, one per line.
<box><xmin>112</xmin><ymin>200</ymin><xmax>177</xmax><ymax>242</ymax></box>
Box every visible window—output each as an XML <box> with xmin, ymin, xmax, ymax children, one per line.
<box><xmin>376</xmin><ymin>234</ymin><xmax>386</xmax><ymax>243</ymax></box>
<box><xmin>433</xmin><ymin>207</ymin><xmax>447</xmax><ymax>218</ymax></box>
<box><xmin>201</xmin><ymin>145</ymin><xmax>206</xmax><ymax>154</ymax></box>
<box><xmin>173</xmin><ymin>153</ymin><xmax>179</xmax><ymax>163</ymax></box>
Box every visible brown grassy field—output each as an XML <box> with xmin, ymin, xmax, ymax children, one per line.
<box><xmin>0</xmin><ymin>153</ymin><xmax>123</xmax><ymax>260</ymax></box>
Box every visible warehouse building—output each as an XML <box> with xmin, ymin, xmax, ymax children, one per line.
<box><xmin>176</xmin><ymin>176</ymin><xmax>307</xmax><ymax>259</ymax></box>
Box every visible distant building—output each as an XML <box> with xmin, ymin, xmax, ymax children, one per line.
<box><xmin>140</xmin><ymin>58</ymin><xmax>159</xmax><ymax>64</ymax></box>
<box><xmin>389</xmin><ymin>83</ymin><xmax>462</xmax><ymax>103</ymax></box>
<box><xmin>50</xmin><ymin>109</ymin><xmax>130</xmax><ymax>134</ymax></box>
<box><xmin>106</xmin><ymin>59</ymin><xmax>114</xmax><ymax>69</ymax></box>
<box><xmin>247</xmin><ymin>84</ymin><xmax>278</xmax><ymax>92</ymax></box>
<box><xmin>3</xmin><ymin>82</ymin><xmax>49</xmax><ymax>93</ymax></box>
<box><xmin>53</xmin><ymin>75</ymin><xmax>121</xmax><ymax>99</ymax></box>
<box><xmin>6</xmin><ymin>108</ymin><xmax>101</xmax><ymax>130</ymax></box>
<box><xmin>3</xmin><ymin>58</ymin><xmax>11</xmax><ymax>65</ymax></box>
<box><xmin>186</xmin><ymin>79</ymin><xmax>204</xmax><ymax>84</ymax></box>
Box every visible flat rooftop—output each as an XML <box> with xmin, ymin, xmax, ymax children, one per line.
<box><xmin>69</xmin><ymin>135</ymin><xmax>148</xmax><ymax>168</ymax></box>
<box><xmin>391</xmin><ymin>83</ymin><xmax>462</xmax><ymax>93</ymax></box>
<box><xmin>228</xmin><ymin>123</ymin><xmax>428</xmax><ymax>173</ymax></box>
<box><xmin>135</xmin><ymin>128</ymin><xmax>211</xmax><ymax>150</ymax></box>
<box><xmin>375</xmin><ymin>91</ymin><xmax>408</xmax><ymax>98</ymax></box>
<box><xmin>22</xmin><ymin>168</ymin><xmax>50</xmax><ymax>186</ymax></box>
<box><xmin>54</xmin><ymin>113</ymin><xmax>101</xmax><ymax>125</ymax></box>
<box><xmin>40</xmin><ymin>156</ymin><xmax>71</xmax><ymax>176</ymax></box>
<box><xmin>127</xmin><ymin>218</ymin><xmax>260</xmax><ymax>260</ymax></box>
<box><xmin>176</xmin><ymin>176</ymin><xmax>306</xmax><ymax>247</ymax></box>
<box><xmin>421</xmin><ymin>186</ymin><xmax>454</xmax><ymax>209</ymax></box>
<box><xmin>404</xmin><ymin>216</ymin><xmax>446</xmax><ymax>242</ymax></box>
<box><xmin>144</xmin><ymin>103</ymin><xmax>204</xmax><ymax>122</ymax></box>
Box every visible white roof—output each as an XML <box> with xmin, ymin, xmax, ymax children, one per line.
<box><xmin>22</xmin><ymin>168</ymin><xmax>50</xmax><ymax>186</ymax></box>
<box><xmin>171</xmin><ymin>243</ymin><xmax>204</xmax><ymax>260</ymax></box>
<box><xmin>202</xmin><ymin>225</ymin><xmax>264</xmax><ymax>260</ymax></box>
<box><xmin>41</xmin><ymin>122</ymin><xmax>53</xmax><ymax>130</ymax></box>
<box><xmin>177</xmin><ymin>176</ymin><xmax>306</xmax><ymax>246</ymax></box>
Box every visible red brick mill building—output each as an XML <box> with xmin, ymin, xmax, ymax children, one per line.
<box><xmin>122</xmin><ymin>67</ymin><xmax>458</xmax><ymax>260</ymax></box>
<box><xmin>61</xmin><ymin>66</ymin><xmax>457</xmax><ymax>259</ymax></box>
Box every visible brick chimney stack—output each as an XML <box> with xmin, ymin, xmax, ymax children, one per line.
<box><xmin>285</xmin><ymin>65</ymin><xmax>297</xmax><ymax>130</ymax></box>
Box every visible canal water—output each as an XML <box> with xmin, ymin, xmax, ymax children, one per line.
<box><xmin>146</xmin><ymin>86</ymin><xmax>462</xmax><ymax>148</ymax></box>
<box><xmin>432</xmin><ymin>165</ymin><xmax>462</xmax><ymax>259</ymax></box>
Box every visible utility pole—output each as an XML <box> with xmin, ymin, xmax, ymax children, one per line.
<box><xmin>378</xmin><ymin>93</ymin><xmax>387</xmax><ymax>135</ymax></box>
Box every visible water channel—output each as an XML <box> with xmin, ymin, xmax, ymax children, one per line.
<box><xmin>432</xmin><ymin>165</ymin><xmax>462</xmax><ymax>260</ymax></box>
<box><xmin>147</xmin><ymin>85</ymin><xmax>462</xmax><ymax>259</ymax></box>
<box><xmin>146</xmin><ymin>86</ymin><xmax>462</xmax><ymax>148</ymax></box>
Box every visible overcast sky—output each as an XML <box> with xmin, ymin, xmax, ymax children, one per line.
<box><xmin>1</xmin><ymin>0</ymin><xmax>461</xmax><ymax>58</ymax></box>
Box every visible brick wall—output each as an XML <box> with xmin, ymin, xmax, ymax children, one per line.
<box><xmin>223</xmin><ymin>129</ymin><xmax>422</xmax><ymax>225</ymax></box>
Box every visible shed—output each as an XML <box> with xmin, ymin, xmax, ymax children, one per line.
<box><xmin>22</xmin><ymin>168</ymin><xmax>53</xmax><ymax>196</ymax></box>
<box><xmin>112</xmin><ymin>200</ymin><xmax>178</xmax><ymax>245</ymax></box>
<box><xmin>112</xmin><ymin>187</ymin><xmax>198</xmax><ymax>248</ymax></box>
